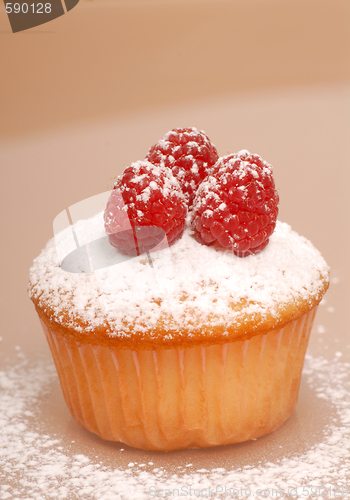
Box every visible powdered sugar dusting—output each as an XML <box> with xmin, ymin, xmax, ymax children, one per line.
<box><xmin>28</xmin><ymin>214</ymin><xmax>329</xmax><ymax>340</ymax></box>
<box><xmin>1</xmin><ymin>350</ymin><xmax>349</xmax><ymax>499</ymax></box>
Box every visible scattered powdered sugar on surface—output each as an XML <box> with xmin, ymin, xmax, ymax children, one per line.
<box><xmin>28</xmin><ymin>214</ymin><xmax>329</xmax><ymax>338</ymax></box>
<box><xmin>1</xmin><ymin>351</ymin><xmax>349</xmax><ymax>499</ymax></box>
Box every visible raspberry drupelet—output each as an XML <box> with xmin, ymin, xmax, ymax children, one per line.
<box><xmin>191</xmin><ymin>150</ymin><xmax>279</xmax><ymax>257</ymax></box>
<box><xmin>104</xmin><ymin>160</ymin><xmax>187</xmax><ymax>256</ymax></box>
<box><xmin>146</xmin><ymin>127</ymin><xmax>219</xmax><ymax>209</ymax></box>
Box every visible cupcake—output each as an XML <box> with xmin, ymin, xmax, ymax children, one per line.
<box><xmin>28</xmin><ymin>136</ymin><xmax>329</xmax><ymax>451</ymax></box>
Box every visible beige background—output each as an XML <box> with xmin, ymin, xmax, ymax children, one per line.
<box><xmin>1</xmin><ymin>0</ymin><xmax>350</xmax><ymax>141</ymax></box>
<box><xmin>0</xmin><ymin>0</ymin><xmax>350</xmax><ymax>495</ymax></box>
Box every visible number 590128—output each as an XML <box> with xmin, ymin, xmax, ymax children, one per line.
<box><xmin>5</xmin><ymin>3</ymin><xmax>52</xmax><ymax>14</ymax></box>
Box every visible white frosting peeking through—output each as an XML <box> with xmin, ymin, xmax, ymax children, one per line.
<box><xmin>28</xmin><ymin>214</ymin><xmax>329</xmax><ymax>340</ymax></box>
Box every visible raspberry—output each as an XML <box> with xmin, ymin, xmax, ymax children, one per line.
<box><xmin>191</xmin><ymin>150</ymin><xmax>279</xmax><ymax>257</ymax></box>
<box><xmin>146</xmin><ymin>127</ymin><xmax>219</xmax><ymax>208</ymax></box>
<box><xmin>104</xmin><ymin>160</ymin><xmax>187</xmax><ymax>256</ymax></box>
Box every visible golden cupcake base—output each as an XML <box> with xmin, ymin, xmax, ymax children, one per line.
<box><xmin>40</xmin><ymin>307</ymin><xmax>317</xmax><ymax>451</ymax></box>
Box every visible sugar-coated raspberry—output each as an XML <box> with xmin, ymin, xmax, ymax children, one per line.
<box><xmin>146</xmin><ymin>127</ymin><xmax>219</xmax><ymax>208</ymax></box>
<box><xmin>104</xmin><ymin>160</ymin><xmax>187</xmax><ymax>256</ymax></box>
<box><xmin>191</xmin><ymin>150</ymin><xmax>279</xmax><ymax>257</ymax></box>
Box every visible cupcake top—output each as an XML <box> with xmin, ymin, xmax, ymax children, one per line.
<box><xmin>28</xmin><ymin>212</ymin><xmax>329</xmax><ymax>349</ymax></box>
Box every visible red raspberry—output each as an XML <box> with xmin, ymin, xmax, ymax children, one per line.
<box><xmin>191</xmin><ymin>150</ymin><xmax>279</xmax><ymax>257</ymax></box>
<box><xmin>146</xmin><ymin>127</ymin><xmax>219</xmax><ymax>208</ymax></box>
<box><xmin>104</xmin><ymin>160</ymin><xmax>187</xmax><ymax>256</ymax></box>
